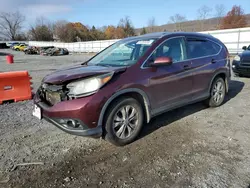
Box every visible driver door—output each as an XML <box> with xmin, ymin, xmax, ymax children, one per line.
<box><xmin>147</xmin><ymin>37</ymin><xmax>193</xmax><ymax>114</ymax></box>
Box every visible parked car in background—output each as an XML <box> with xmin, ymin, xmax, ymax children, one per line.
<box><xmin>7</xmin><ymin>42</ymin><xmax>20</xmax><ymax>48</ymax></box>
<box><xmin>11</xmin><ymin>43</ymin><xmax>27</xmax><ymax>49</ymax></box>
<box><xmin>13</xmin><ymin>44</ymin><xmax>28</xmax><ymax>51</ymax></box>
<box><xmin>41</xmin><ymin>47</ymin><xmax>69</xmax><ymax>56</ymax></box>
<box><xmin>11</xmin><ymin>43</ymin><xmax>20</xmax><ymax>49</ymax></box>
<box><xmin>33</xmin><ymin>32</ymin><xmax>230</xmax><ymax>146</ymax></box>
<box><xmin>232</xmin><ymin>45</ymin><xmax>250</xmax><ymax>76</ymax></box>
<box><xmin>24</xmin><ymin>46</ymin><xmax>39</xmax><ymax>55</ymax></box>
<box><xmin>39</xmin><ymin>46</ymin><xmax>55</xmax><ymax>54</ymax></box>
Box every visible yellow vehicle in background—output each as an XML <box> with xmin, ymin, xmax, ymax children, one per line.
<box><xmin>13</xmin><ymin>44</ymin><xmax>28</xmax><ymax>51</ymax></box>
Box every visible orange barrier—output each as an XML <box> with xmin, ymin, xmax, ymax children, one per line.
<box><xmin>0</xmin><ymin>71</ymin><xmax>32</xmax><ymax>104</ymax></box>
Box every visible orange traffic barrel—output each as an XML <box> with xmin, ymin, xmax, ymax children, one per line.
<box><xmin>6</xmin><ymin>54</ymin><xmax>14</xmax><ymax>64</ymax></box>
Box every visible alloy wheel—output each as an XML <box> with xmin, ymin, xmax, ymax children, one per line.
<box><xmin>212</xmin><ymin>81</ymin><xmax>224</xmax><ymax>104</ymax></box>
<box><xmin>112</xmin><ymin>105</ymin><xmax>138</xmax><ymax>139</ymax></box>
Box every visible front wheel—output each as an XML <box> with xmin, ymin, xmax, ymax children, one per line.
<box><xmin>104</xmin><ymin>97</ymin><xmax>144</xmax><ymax>146</ymax></box>
<box><xmin>205</xmin><ymin>77</ymin><xmax>226</xmax><ymax>107</ymax></box>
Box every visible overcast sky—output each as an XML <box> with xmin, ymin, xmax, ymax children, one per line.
<box><xmin>1</xmin><ymin>0</ymin><xmax>250</xmax><ymax>28</ymax></box>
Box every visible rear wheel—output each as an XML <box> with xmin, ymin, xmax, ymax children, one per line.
<box><xmin>206</xmin><ymin>77</ymin><xmax>226</xmax><ymax>107</ymax></box>
<box><xmin>104</xmin><ymin>97</ymin><xmax>144</xmax><ymax>146</ymax></box>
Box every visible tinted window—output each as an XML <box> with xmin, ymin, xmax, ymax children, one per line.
<box><xmin>187</xmin><ymin>39</ymin><xmax>221</xmax><ymax>59</ymax></box>
<box><xmin>151</xmin><ymin>37</ymin><xmax>187</xmax><ymax>63</ymax></box>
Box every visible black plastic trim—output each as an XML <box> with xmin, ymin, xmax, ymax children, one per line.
<box><xmin>43</xmin><ymin>115</ymin><xmax>102</xmax><ymax>137</ymax></box>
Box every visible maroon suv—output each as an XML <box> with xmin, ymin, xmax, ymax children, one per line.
<box><xmin>33</xmin><ymin>32</ymin><xmax>230</xmax><ymax>146</ymax></box>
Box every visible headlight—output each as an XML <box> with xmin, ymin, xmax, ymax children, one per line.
<box><xmin>234</xmin><ymin>55</ymin><xmax>241</xmax><ymax>61</ymax></box>
<box><xmin>67</xmin><ymin>72</ymin><xmax>113</xmax><ymax>97</ymax></box>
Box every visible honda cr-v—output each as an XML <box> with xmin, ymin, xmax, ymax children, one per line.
<box><xmin>33</xmin><ymin>32</ymin><xmax>231</xmax><ymax>146</ymax></box>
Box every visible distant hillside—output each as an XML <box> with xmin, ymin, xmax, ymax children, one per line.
<box><xmin>135</xmin><ymin>14</ymin><xmax>250</xmax><ymax>35</ymax></box>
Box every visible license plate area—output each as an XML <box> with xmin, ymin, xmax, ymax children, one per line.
<box><xmin>32</xmin><ymin>105</ymin><xmax>41</xmax><ymax>119</ymax></box>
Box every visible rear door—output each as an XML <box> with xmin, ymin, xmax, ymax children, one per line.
<box><xmin>186</xmin><ymin>37</ymin><xmax>222</xmax><ymax>100</ymax></box>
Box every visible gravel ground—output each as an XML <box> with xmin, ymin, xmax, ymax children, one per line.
<box><xmin>0</xmin><ymin>49</ymin><xmax>250</xmax><ymax>188</ymax></box>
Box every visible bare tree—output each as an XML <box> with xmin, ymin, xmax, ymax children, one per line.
<box><xmin>141</xmin><ymin>27</ymin><xmax>147</xmax><ymax>35</ymax></box>
<box><xmin>28</xmin><ymin>17</ymin><xmax>53</xmax><ymax>41</ymax></box>
<box><xmin>215</xmin><ymin>4</ymin><xmax>226</xmax><ymax>18</ymax></box>
<box><xmin>53</xmin><ymin>20</ymin><xmax>69</xmax><ymax>41</ymax></box>
<box><xmin>0</xmin><ymin>11</ymin><xmax>25</xmax><ymax>40</ymax></box>
<box><xmin>197</xmin><ymin>5</ymin><xmax>212</xmax><ymax>31</ymax></box>
<box><xmin>147</xmin><ymin>17</ymin><xmax>156</xmax><ymax>33</ymax></box>
<box><xmin>118</xmin><ymin>16</ymin><xmax>135</xmax><ymax>37</ymax></box>
<box><xmin>169</xmin><ymin>14</ymin><xmax>187</xmax><ymax>31</ymax></box>
<box><xmin>214</xmin><ymin>4</ymin><xmax>226</xmax><ymax>28</ymax></box>
<box><xmin>198</xmin><ymin>5</ymin><xmax>212</xmax><ymax>20</ymax></box>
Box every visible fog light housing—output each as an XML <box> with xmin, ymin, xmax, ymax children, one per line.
<box><xmin>232</xmin><ymin>65</ymin><xmax>236</xmax><ymax>68</ymax></box>
<box><xmin>56</xmin><ymin>118</ymin><xmax>82</xmax><ymax>129</ymax></box>
<box><xmin>67</xmin><ymin>119</ymin><xmax>80</xmax><ymax>128</ymax></box>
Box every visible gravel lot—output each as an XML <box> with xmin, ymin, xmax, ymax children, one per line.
<box><xmin>0</xmin><ymin>49</ymin><xmax>250</xmax><ymax>188</ymax></box>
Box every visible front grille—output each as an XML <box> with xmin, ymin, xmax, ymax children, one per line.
<box><xmin>38</xmin><ymin>84</ymin><xmax>67</xmax><ymax>106</ymax></box>
<box><xmin>45</xmin><ymin>91</ymin><xmax>61</xmax><ymax>105</ymax></box>
<box><xmin>236</xmin><ymin>67</ymin><xmax>250</xmax><ymax>73</ymax></box>
<box><xmin>241</xmin><ymin>61</ymin><xmax>250</xmax><ymax>67</ymax></box>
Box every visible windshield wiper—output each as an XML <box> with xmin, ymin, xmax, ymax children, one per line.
<box><xmin>96</xmin><ymin>64</ymin><xmax>112</xmax><ymax>67</ymax></box>
<box><xmin>81</xmin><ymin>61</ymin><xmax>89</xmax><ymax>65</ymax></box>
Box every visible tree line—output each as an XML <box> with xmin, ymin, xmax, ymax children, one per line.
<box><xmin>0</xmin><ymin>4</ymin><xmax>248</xmax><ymax>42</ymax></box>
<box><xmin>165</xmin><ymin>5</ymin><xmax>248</xmax><ymax>32</ymax></box>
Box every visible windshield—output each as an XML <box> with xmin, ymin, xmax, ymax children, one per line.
<box><xmin>87</xmin><ymin>38</ymin><xmax>156</xmax><ymax>67</ymax></box>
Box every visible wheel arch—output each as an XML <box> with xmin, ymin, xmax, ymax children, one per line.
<box><xmin>97</xmin><ymin>88</ymin><xmax>151</xmax><ymax>128</ymax></box>
<box><xmin>209</xmin><ymin>71</ymin><xmax>229</xmax><ymax>93</ymax></box>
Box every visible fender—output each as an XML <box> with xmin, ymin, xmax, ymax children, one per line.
<box><xmin>208</xmin><ymin>70</ymin><xmax>229</xmax><ymax>94</ymax></box>
<box><xmin>97</xmin><ymin>88</ymin><xmax>151</xmax><ymax>127</ymax></box>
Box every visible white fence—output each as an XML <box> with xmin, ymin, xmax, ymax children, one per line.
<box><xmin>28</xmin><ymin>39</ymin><xmax>119</xmax><ymax>53</ymax></box>
<box><xmin>27</xmin><ymin>27</ymin><xmax>250</xmax><ymax>54</ymax></box>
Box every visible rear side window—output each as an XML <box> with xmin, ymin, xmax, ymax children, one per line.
<box><xmin>187</xmin><ymin>38</ymin><xmax>221</xmax><ymax>59</ymax></box>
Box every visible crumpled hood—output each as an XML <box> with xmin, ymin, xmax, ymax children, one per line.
<box><xmin>43</xmin><ymin>65</ymin><xmax>127</xmax><ymax>84</ymax></box>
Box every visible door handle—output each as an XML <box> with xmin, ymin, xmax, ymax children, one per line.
<box><xmin>211</xmin><ymin>59</ymin><xmax>217</xmax><ymax>64</ymax></box>
<box><xmin>183</xmin><ymin>65</ymin><xmax>191</xmax><ymax>70</ymax></box>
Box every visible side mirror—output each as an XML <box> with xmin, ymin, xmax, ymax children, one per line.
<box><xmin>242</xmin><ymin>46</ymin><xmax>247</xmax><ymax>50</ymax></box>
<box><xmin>150</xmin><ymin>57</ymin><xmax>173</xmax><ymax>67</ymax></box>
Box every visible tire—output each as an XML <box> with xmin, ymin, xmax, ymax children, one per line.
<box><xmin>205</xmin><ymin>77</ymin><xmax>226</xmax><ymax>107</ymax></box>
<box><xmin>104</xmin><ymin>97</ymin><xmax>144</xmax><ymax>146</ymax></box>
